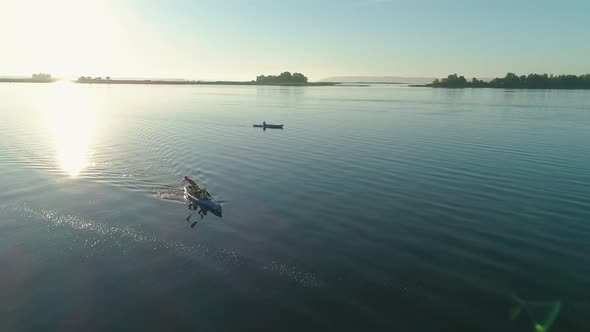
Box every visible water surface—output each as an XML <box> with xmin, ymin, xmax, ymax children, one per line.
<box><xmin>1</xmin><ymin>83</ymin><xmax>589</xmax><ymax>331</ymax></box>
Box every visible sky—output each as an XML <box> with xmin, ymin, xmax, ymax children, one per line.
<box><xmin>1</xmin><ymin>0</ymin><xmax>589</xmax><ymax>81</ymax></box>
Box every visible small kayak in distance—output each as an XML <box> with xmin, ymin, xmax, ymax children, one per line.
<box><xmin>184</xmin><ymin>185</ymin><xmax>222</xmax><ymax>216</ymax></box>
<box><xmin>253</xmin><ymin>124</ymin><xmax>284</xmax><ymax>129</ymax></box>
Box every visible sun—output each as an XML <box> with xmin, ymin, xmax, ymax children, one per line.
<box><xmin>2</xmin><ymin>0</ymin><xmax>117</xmax><ymax>77</ymax></box>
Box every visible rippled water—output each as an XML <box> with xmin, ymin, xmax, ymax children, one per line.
<box><xmin>1</xmin><ymin>83</ymin><xmax>589</xmax><ymax>331</ymax></box>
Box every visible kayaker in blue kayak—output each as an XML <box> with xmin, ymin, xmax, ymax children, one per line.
<box><xmin>183</xmin><ymin>175</ymin><xmax>222</xmax><ymax>222</ymax></box>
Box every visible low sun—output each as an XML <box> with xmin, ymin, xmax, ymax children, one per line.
<box><xmin>3</xmin><ymin>0</ymin><xmax>117</xmax><ymax>77</ymax></box>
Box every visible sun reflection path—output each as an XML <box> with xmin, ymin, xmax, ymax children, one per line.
<box><xmin>44</xmin><ymin>83</ymin><xmax>97</xmax><ymax>177</ymax></box>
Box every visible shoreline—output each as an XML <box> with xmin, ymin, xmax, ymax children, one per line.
<box><xmin>409</xmin><ymin>84</ymin><xmax>590</xmax><ymax>90</ymax></box>
<box><xmin>0</xmin><ymin>78</ymin><xmax>339</xmax><ymax>87</ymax></box>
<box><xmin>75</xmin><ymin>79</ymin><xmax>339</xmax><ymax>86</ymax></box>
<box><xmin>0</xmin><ymin>78</ymin><xmax>58</xmax><ymax>83</ymax></box>
<box><xmin>3</xmin><ymin>78</ymin><xmax>589</xmax><ymax>89</ymax></box>
<box><xmin>415</xmin><ymin>73</ymin><xmax>590</xmax><ymax>89</ymax></box>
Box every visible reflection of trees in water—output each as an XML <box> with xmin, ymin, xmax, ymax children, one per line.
<box><xmin>255</xmin><ymin>85</ymin><xmax>306</xmax><ymax>109</ymax></box>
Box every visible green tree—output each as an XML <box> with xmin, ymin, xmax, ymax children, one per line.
<box><xmin>255</xmin><ymin>72</ymin><xmax>308</xmax><ymax>84</ymax></box>
<box><xmin>278</xmin><ymin>72</ymin><xmax>292</xmax><ymax>81</ymax></box>
<box><xmin>292</xmin><ymin>72</ymin><xmax>308</xmax><ymax>83</ymax></box>
<box><xmin>431</xmin><ymin>72</ymin><xmax>590</xmax><ymax>89</ymax></box>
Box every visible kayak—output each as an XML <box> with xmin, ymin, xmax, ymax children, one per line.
<box><xmin>253</xmin><ymin>124</ymin><xmax>283</xmax><ymax>129</ymax></box>
<box><xmin>184</xmin><ymin>185</ymin><xmax>222</xmax><ymax>216</ymax></box>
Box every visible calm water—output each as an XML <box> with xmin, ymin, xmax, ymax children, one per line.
<box><xmin>1</xmin><ymin>83</ymin><xmax>589</xmax><ymax>331</ymax></box>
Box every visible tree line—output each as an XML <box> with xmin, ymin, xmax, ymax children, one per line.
<box><xmin>430</xmin><ymin>73</ymin><xmax>590</xmax><ymax>89</ymax></box>
<box><xmin>77</xmin><ymin>76</ymin><xmax>112</xmax><ymax>82</ymax></box>
<box><xmin>256</xmin><ymin>72</ymin><xmax>308</xmax><ymax>84</ymax></box>
<box><xmin>32</xmin><ymin>73</ymin><xmax>52</xmax><ymax>81</ymax></box>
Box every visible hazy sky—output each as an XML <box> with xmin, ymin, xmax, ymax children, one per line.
<box><xmin>1</xmin><ymin>0</ymin><xmax>589</xmax><ymax>80</ymax></box>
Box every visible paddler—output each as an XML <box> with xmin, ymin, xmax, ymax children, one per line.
<box><xmin>184</xmin><ymin>176</ymin><xmax>200</xmax><ymax>196</ymax></box>
<box><xmin>198</xmin><ymin>187</ymin><xmax>211</xmax><ymax>200</ymax></box>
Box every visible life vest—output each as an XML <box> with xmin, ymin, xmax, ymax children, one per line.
<box><xmin>190</xmin><ymin>185</ymin><xmax>200</xmax><ymax>196</ymax></box>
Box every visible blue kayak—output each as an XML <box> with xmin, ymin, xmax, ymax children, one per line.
<box><xmin>253</xmin><ymin>124</ymin><xmax>283</xmax><ymax>129</ymax></box>
<box><xmin>184</xmin><ymin>185</ymin><xmax>222</xmax><ymax>215</ymax></box>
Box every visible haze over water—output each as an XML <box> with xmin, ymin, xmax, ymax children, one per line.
<box><xmin>1</xmin><ymin>83</ymin><xmax>589</xmax><ymax>331</ymax></box>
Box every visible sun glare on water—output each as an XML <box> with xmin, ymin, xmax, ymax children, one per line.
<box><xmin>44</xmin><ymin>83</ymin><xmax>97</xmax><ymax>177</ymax></box>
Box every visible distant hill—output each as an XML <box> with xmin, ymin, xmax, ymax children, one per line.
<box><xmin>318</xmin><ymin>76</ymin><xmax>436</xmax><ymax>84</ymax></box>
